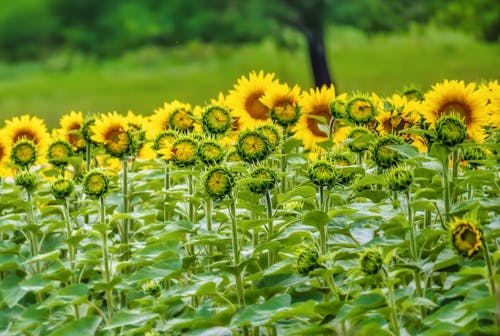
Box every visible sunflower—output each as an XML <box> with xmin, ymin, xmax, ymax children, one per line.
<box><xmin>483</xmin><ymin>80</ymin><xmax>500</xmax><ymax>128</ymax></box>
<box><xmin>345</xmin><ymin>95</ymin><xmax>376</xmax><ymax>125</ymax></box>
<box><xmin>148</xmin><ymin>100</ymin><xmax>191</xmax><ymax>139</ymax></box>
<box><xmin>450</xmin><ymin>217</ymin><xmax>482</xmax><ymax>257</ymax></box>
<box><xmin>47</xmin><ymin>139</ymin><xmax>74</xmax><ymax>167</ymax></box>
<box><xmin>226</xmin><ymin>70</ymin><xmax>277</xmax><ymax>129</ymax></box>
<box><xmin>91</xmin><ymin>112</ymin><xmax>131</xmax><ymax>158</ymax></box>
<box><xmin>260</xmin><ymin>82</ymin><xmax>301</xmax><ymax>127</ymax></box>
<box><xmin>203</xmin><ymin>166</ymin><xmax>234</xmax><ymax>199</ymax></box>
<box><xmin>59</xmin><ymin>111</ymin><xmax>86</xmax><ymax>152</ymax></box>
<box><xmin>4</xmin><ymin>115</ymin><xmax>51</xmax><ymax>158</ymax></box>
<box><xmin>292</xmin><ymin>85</ymin><xmax>337</xmax><ymax>151</ymax></box>
<box><xmin>236</xmin><ymin>130</ymin><xmax>271</xmax><ymax>163</ymax></box>
<box><xmin>422</xmin><ymin>80</ymin><xmax>489</xmax><ymax>143</ymax></box>
<box><xmin>0</xmin><ymin>130</ymin><xmax>13</xmax><ymax>177</ymax></box>
<box><xmin>202</xmin><ymin>104</ymin><xmax>233</xmax><ymax>136</ymax></box>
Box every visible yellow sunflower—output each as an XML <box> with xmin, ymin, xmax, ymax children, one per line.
<box><xmin>292</xmin><ymin>85</ymin><xmax>337</xmax><ymax>151</ymax></box>
<box><xmin>148</xmin><ymin>100</ymin><xmax>199</xmax><ymax>139</ymax></box>
<box><xmin>481</xmin><ymin>80</ymin><xmax>500</xmax><ymax>128</ymax></box>
<box><xmin>260</xmin><ymin>82</ymin><xmax>301</xmax><ymax>127</ymax></box>
<box><xmin>422</xmin><ymin>80</ymin><xmax>489</xmax><ymax>143</ymax></box>
<box><xmin>0</xmin><ymin>130</ymin><xmax>14</xmax><ymax>177</ymax></box>
<box><xmin>450</xmin><ymin>217</ymin><xmax>482</xmax><ymax>257</ymax></box>
<box><xmin>226</xmin><ymin>70</ymin><xmax>278</xmax><ymax>129</ymax></box>
<box><xmin>59</xmin><ymin>111</ymin><xmax>86</xmax><ymax>152</ymax></box>
<box><xmin>91</xmin><ymin>112</ymin><xmax>131</xmax><ymax>158</ymax></box>
<box><xmin>4</xmin><ymin>114</ymin><xmax>51</xmax><ymax>157</ymax></box>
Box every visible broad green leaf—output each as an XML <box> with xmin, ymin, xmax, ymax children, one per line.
<box><xmin>232</xmin><ymin>294</ymin><xmax>291</xmax><ymax>326</ymax></box>
<box><xmin>48</xmin><ymin>316</ymin><xmax>101</xmax><ymax>336</ymax></box>
<box><xmin>0</xmin><ymin>254</ymin><xmax>22</xmax><ymax>271</ymax></box>
<box><xmin>25</xmin><ymin>250</ymin><xmax>60</xmax><ymax>264</ymax></box>
<box><xmin>42</xmin><ymin>283</ymin><xmax>89</xmax><ymax>308</ymax></box>
<box><xmin>350</xmin><ymin>189</ymin><xmax>388</xmax><ymax>203</ymax></box>
<box><xmin>428</xmin><ymin>143</ymin><xmax>450</xmax><ymax>164</ymax></box>
<box><xmin>277</xmin><ymin>185</ymin><xmax>317</xmax><ymax>204</ymax></box>
<box><xmin>20</xmin><ymin>274</ymin><xmax>52</xmax><ymax>292</ymax></box>
<box><xmin>388</xmin><ymin>144</ymin><xmax>420</xmax><ymax>159</ymax></box>
<box><xmin>302</xmin><ymin>210</ymin><xmax>329</xmax><ymax>230</ymax></box>
<box><xmin>422</xmin><ymin>301</ymin><xmax>467</xmax><ymax>326</ymax></box>
<box><xmin>0</xmin><ymin>274</ymin><xmax>26</xmax><ymax>308</ymax></box>
<box><xmin>104</xmin><ymin>310</ymin><xmax>157</xmax><ymax>330</ymax></box>
<box><xmin>191</xmin><ymin>327</ymin><xmax>232</xmax><ymax>336</ymax></box>
<box><xmin>450</xmin><ymin>199</ymin><xmax>480</xmax><ymax>215</ymax></box>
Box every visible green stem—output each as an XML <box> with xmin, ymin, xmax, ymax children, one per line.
<box><xmin>382</xmin><ymin>266</ymin><xmax>400</xmax><ymax>336</ymax></box>
<box><xmin>163</xmin><ymin>164</ymin><xmax>171</xmax><ymax>222</ymax></box>
<box><xmin>85</xmin><ymin>142</ymin><xmax>92</xmax><ymax>172</ymax></box>
<box><xmin>280</xmin><ymin>136</ymin><xmax>288</xmax><ymax>194</ymax></box>
<box><xmin>62</xmin><ymin>199</ymin><xmax>76</xmax><ymax>282</ymax></box>
<box><xmin>424</xmin><ymin>209</ymin><xmax>432</xmax><ymax>229</ymax></box>
<box><xmin>228</xmin><ymin>199</ymin><xmax>245</xmax><ymax>307</ymax></box>
<box><xmin>442</xmin><ymin>153</ymin><xmax>451</xmax><ymax>222</ymax></box>
<box><xmin>121</xmin><ymin>159</ymin><xmax>130</xmax><ymax>262</ymax></box>
<box><xmin>483</xmin><ymin>238</ymin><xmax>496</xmax><ymax>296</ymax></box>
<box><xmin>99</xmin><ymin>196</ymin><xmax>114</xmax><ymax>320</ymax></box>
<box><xmin>264</xmin><ymin>191</ymin><xmax>274</xmax><ymax>267</ymax></box>
<box><xmin>26</xmin><ymin>191</ymin><xmax>41</xmax><ymax>275</ymax></box>
<box><xmin>324</xmin><ymin>271</ymin><xmax>340</xmax><ymax>301</ymax></box>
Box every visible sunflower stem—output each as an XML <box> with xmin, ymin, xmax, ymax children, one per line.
<box><xmin>99</xmin><ymin>196</ymin><xmax>114</xmax><ymax>320</ymax></box>
<box><xmin>228</xmin><ymin>199</ymin><xmax>246</xmax><ymax>306</ymax></box>
<box><xmin>382</xmin><ymin>266</ymin><xmax>401</xmax><ymax>336</ymax></box>
<box><xmin>442</xmin><ymin>151</ymin><xmax>452</xmax><ymax>222</ymax></box>
<box><xmin>26</xmin><ymin>190</ymin><xmax>41</xmax><ymax>275</ymax></box>
<box><xmin>121</xmin><ymin>159</ymin><xmax>130</xmax><ymax>263</ymax></box>
<box><xmin>482</xmin><ymin>238</ymin><xmax>496</xmax><ymax>296</ymax></box>
<box><xmin>264</xmin><ymin>190</ymin><xmax>274</xmax><ymax>267</ymax></box>
<box><xmin>280</xmin><ymin>132</ymin><xmax>288</xmax><ymax>194</ymax></box>
<box><xmin>163</xmin><ymin>164</ymin><xmax>171</xmax><ymax>222</ymax></box>
<box><xmin>62</xmin><ymin>198</ymin><xmax>76</xmax><ymax>283</ymax></box>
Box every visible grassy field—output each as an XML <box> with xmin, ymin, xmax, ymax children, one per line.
<box><xmin>1</xmin><ymin>26</ymin><xmax>499</xmax><ymax>128</ymax></box>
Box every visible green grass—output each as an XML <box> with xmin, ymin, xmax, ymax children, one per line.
<box><xmin>1</xmin><ymin>26</ymin><xmax>499</xmax><ymax>128</ymax></box>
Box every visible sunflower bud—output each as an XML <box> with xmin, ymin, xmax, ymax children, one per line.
<box><xmin>462</xmin><ymin>145</ymin><xmax>488</xmax><ymax>168</ymax></box>
<box><xmin>15</xmin><ymin>171</ymin><xmax>38</xmax><ymax>191</ymax></box>
<box><xmin>202</xmin><ymin>105</ymin><xmax>232</xmax><ymax>135</ymax></box>
<box><xmin>329</xmin><ymin>98</ymin><xmax>346</xmax><ymax>119</ymax></box>
<box><xmin>401</xmin><ymin>87</ymin><xmax>424</xmax><ymax>102</ymax></box>
<box><xmin>308</xmin><ymin>160</ymin><xmax>338</xmax><ymax>187</ymax></box>
<box><xmin>11</xmin><ymin>139</ymin><xmax>37</xmax><ymax>168</ymax></box>
<box><xmin>359</xmin><ymin>248</ymin><xmax>383</xmax><ymax>275</ymax></box>
<box><xmin>47</xmin><ymin>140</ymin><xmax>74</xmax><ymax>167</ymax></box>
<box><xmin>203</xmin><ymin>166</ymin><xmax>234</xmax><ymax>199</ymax></box>
<box><xmin>372</xmin><ymin>135</ymin><xmax>404</xmax><ymax>169</ymax></box>
<box><xmin>141</xmin><ymin>279</ymin><xmax>162</xmax><ymax>297</ymax></box>
<box><xmin>236</xmin><ymin>130</ymin><xmax>271</xmax><ymax>163</ymax></box>
<box><xmin>171</xmin><ymin>136</ymin><xmax>198</xmax><ymax>167</ymax></box>
<box><xmin>296</xmin><ymin>244</ymin><xmax>322</xmax><ymax>276</ymax></box>
<box><xmin>450</xmin><ymin>217</ymin><xmax>482</xmax><ymax>257</ymax></box>
<box><xmin>106</xmin><ymin>129</ymin><xmax>132</xmax><ymax>158</ymax></box>
<box><xmin>435</xmin><ymin>114</ymin><xmax>467</xmax><ymax>147</ymax></box>
<box><xmin>256</xmin><ymin>124</ymin><xmax>282</xmax><ymax>152</ymax></box>
<box><xmin>386</xmin><ymin>165</ymin><xmax>413</xmax><ymax>192</ymax></box>
<box><xmin>346</xmin><ymin>96</ymin><xmax>375</xmax><ymax>125</ymax></box>
<box><xmin>82</xmin><ymin>170</ymin><xmax>109</xmax><ymax>197</ymax></box>
<box><xmin>51</xmin><ymin>178</ymin><xmax>75</xmax><ymax>199</ymax></box>
<box><xmin>198</xmin><ymin>140</ymin><xmax>224</xmax><ymax>165</ymax></box>
<box><xmin>346</xmin><ymin>127</ymin><xmax>372</xmax><ymax>153</ymax></box>
<box><xmin>270</xmin><ymin>103</ymin><xmax>300</xmax><ymax>127</ymax></box>
<box><xmin>248</xmin><ymin>166</ymin><xmax>277</xmax><ymax>194</ymax></box>
<box><xmin>81</xmin><ymin>117</ymin><xmax>98</xmax><ymax>145</ymax></box>
<box><xmin>168</xmin><ymin>107</ymin><xmax>194</xmax><ymax>133</ymax></box>
<box><xmin>153</xmin><ymin>130</ymin><xmax>178</xmax><ymax>158</ymax></box>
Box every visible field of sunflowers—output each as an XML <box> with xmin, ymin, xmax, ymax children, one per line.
<box><xmin>0</xmin><ymin>71</ymin><xmax>499</xmax><ymax>335</ymax></box>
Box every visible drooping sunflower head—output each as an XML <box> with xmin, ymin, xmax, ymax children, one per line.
<box><xmin>295</xmin><ymin>242</ymin><xmax>322</xmax><ymax>276</ymax></box>
<box><xmin>203</xmin><ymin>165</ymin><xmax>234</xmax><ymax>199</ymax></box>
<box><xmin>450</xmin><ymin>217</ymin><xmax>482</xmax><ymax>257</ymax></box>
<box><xmin>4</xmin><ymin>114</ymin><xmax>51</xmax><ymax>156</ymax></box>
<box><xmin>171</xmin><ymin>136</ymin><xmax>198</xmax><ymax>168</ymax></box>
<box><xmin>328</xmin><ymin>150</ymin><xmax>356</xmax><ymax>184</ymax></box>
<box><xmin>359</xmin><ymin>247</ymin><xmax>383</xmax><ymax>275</ymax></box>
<box><xmin>256</xmin><ymin>124</ymin><xmax>282</xmax><ymax>152</ymax></box>
<box><xmin>198</xmin><ymin>139</ymin><xmax>225</xmax><ymax>165</ymax></box>
<box><xmin>51</xmin><ymin>178</ymin><xmax>75</xmax><ymax>199</ymax></box>
<box><xmin>462</xmin><ymin>145</ymin><xmax>489</xmax><ymax>168</ymax></box>
<box><xmin>329</xmin><ymin>95</ymin><xmax>348</xmax><ymax>119</ymax></box>
<box><xmin>14</xmin><ymin>170</ymin><xmax>38</xmax><ymax>191</ymax></box>
<box><xmin>434</xmin><ymin>114</ymin><xmax>467</xmax><ymax>147</ymax></box>
<box><xmin>423</xmin><ymin>80</ymin><xmax>488</xmax><ymax>143</ymax></box>
<box><xmin>236</xmin><ymin>130</ymin><xmax>271</xmax><ymax>164</ymax></box>
<box><xmin>125</xmin><ymin>110</ymin><xmax>147</xmax><ymax>153</ymax></box>
<box><xmin>59</xmin><ymin>111</ymin><xmax>86</xmax><ymax>152</ymax></box>
<box><xmin>47</xmin><ymin>139</ymin><xmax>74</xmax><ymax>167</ymax></box>
<box><xmin>386</xmin><ymin>165</ymin><xmax>413</xmax><ymax>192</ymax></box>
<box><xmin>260</xmin><ymin>82</ymin><xmax>301</xmax><ymax>127</ymax></box>
<box><xmin>372</xmin><ymin>134</ymin><xmax>405</xmax><ymax>169</ymax></box>
<box><xmin>346</xmin><ymin>126</ymin><xmax>372</xmax><ymax>153</ymax></box>
<box><xmin>91</xmin><ymin>112</ymin><xmax>132</xmax><ymax>158</ymax></box>
<box><xmin>247</xmin><ymin>166</ymin><xmax>277</xmax><ymax>194</ymax></box>
<box><xmin>81</xmin><ymin>117</ymin><xmax>98</xmax><ymax>145</ymax></box>
<box><xmin>82</xmin><ymin>169</ymin><xmax>109</xmax><ymax>198</ymax></box>
<box><xmin>401</xmin><ymin>87</ymin><xmax>424</xmax><ymax>102</ymax></box>
<box><xmin>226</xmin><ymin>70</ymin><xmax>277</xmax><ymax>128</ymax></box>
<box><xmin>201</xmin><ymin>105</ymin><xmax>233</xmax><ymax>136</ymax></box>
<box><xmin>308</xmin><ymin>160</ymin><xmax>338</xmax><ymax>188</ymax></box>
<box><xmin>292</xmin><ymin>85</ymin><xmax>337</xmax><ymax>151</ymax></box>
<box><xmin>346</xmin><ymin>95</ymin><xmax>376</xmax><ymax>125</ymax></box>
<box><xmin>11</xmin><ymin>139</ymin><xmax>38</xmax><ymax>168</ymax></box>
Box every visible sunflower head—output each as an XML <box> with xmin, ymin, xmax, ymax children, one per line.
<box><xmin>256</xmin><ymin>124</ymin><xmax>282</xmax><ymax>151</ymax></box>
<box><xmin>168</xmin><ymin>107</ymin><xmax>195</xmax><ymax>133</ymax></box>
<box><xmin>359</xmin><ymin>247</ymin><xmax>383</xmax><ymax>275</ymax></box>
<box><xmin>82</xmin><ymin>170</ymin><xmax>109</xmax><ymax>198</ymax></box>
<box><xmin>152</xmin><ymin>130</ymin><xmax>178</xmax><ymax>158</ymax></box>
<box><xmin>450</xmin><ymin>217</ymin><xmax>482</xmax><ymax>257</ymax></box>
<box><xmin>198</xmin><ymin>139</ymin><xmax>224</xmax><ymax>165</ymax></box>
<box><xmin>260</xmin><ymin>83</ymin><xmax>301</xmax><ymax>127</ymax></box>
<box><xmin>141</xmin><ymin>279</ymin><xmax>162</xmax><ymax>297</ymax></box>
<box><xmin>329</xmin><ymin>97</ymin><xmax>347</xmax><ymax>119</ymax></box>
<box><xmin>308</xmin><ymin>160</ymin><xmax>338</xmax><ymax>187</ymax></box>
<box><xmin>435</xmin><ymin>114</ymin><xmax>467</xmax><ymax>147</ymax></box>
<box><xmin>91</xmin><ymin>113</ymin><xmax>133</xmax><ymax>158</ymax></box>
<box><xmin>81</xmin><ymin>117</ymin><xmax>98</xmax><ymax>145</ymax></box>
<box><xmin>270</xmin><ymin>103</ymin><xmax>301</xmax><ymax>128</ymax></box>
<box><xmin>386</xmin><ymin>165</ymin><xmax>413</xmax><ymax>192</ymax></box>
<box><xmin>401</xmin><ymin>87</ymin><xmax>424</xmax><ymax>102</ymax></box>
<box><xmin>372</xmin><ymin>134</ymin><xmax>405</xmax><ymax>169</ymax></box>
<box><xmin>328</xmin><ymin>151</ymin><xmax>356</xmax><ymax>184</ymax></box>
<box><xmin>47</xmin><ymin>140</ymin><xmax>74</xmax><ymax>167</ymax></box>
<box><xmin>171</xmin><ymin>136</ymin><xmax>198</xmax><ymax>167</ymax></box>
<box><xmin>203</xmin><ymin>166</ymin><xmax>234</xmax><ymax>199</ymax></box>
<box><xmin>201</xmin><ymin>105</ymin><xmax>232</xmax><ymax>136</ymax></box>
<box><xmin>51</xmin><ymin>178</ymin><xmax>75</xmax><ymax>199</ymax></box>
<box><xmin>236</xmin><ymin>130</ymin><xmax>271</xmax><ymax>164</ymax></box>
<box><xmin>14</xmin><ymin>170</ymin><xmax>38</xmax><ymax>191</ymax></box>
<box><xmin>247</xmin><ymin>166</ymin><xmax>277</xmax><ymax>194</ymax></box>
<box><xmin>346</xmin><ymin>126</ymin><xmax>372</xmax><ymax>153</ymax></box>
<box><xmin>346</xmin><ymin>96</ymin><xmax>376</xmax><ymax>125</ymax></box>
<box><xmin>226</xmin><ymin>150</ymin><xmax>241</xmax><ymax>162</ymax></box>
<box><xmin>295</xmin><ymin>243</ymin><xmax>322</xmax><ymax>276</ymax></box>
<box><xmin>462</xmin><ymin>145</ymin><xmax>489</xmax><ymax>168</ymax></box>
<box><xmin>11</xmin><ymin>139</ymin><xmax>38</xmax><ymax>168</ymax></box>
<box><xmin>59</xmin><ymin>111</ymin><xmax>86</xmax><ymax>152</ymax></box>
<box><xmin>4</xmin><ymin>115</ymin><xmax>51</xmax><ymax>156</ymax></box>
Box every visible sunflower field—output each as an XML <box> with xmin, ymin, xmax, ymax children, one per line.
<box><xmin>0</xmin><ymin>72</ymin><xmax>499</xmax><ymax>336</ymax></box>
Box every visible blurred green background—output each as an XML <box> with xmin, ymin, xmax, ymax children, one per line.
<box><xmin>0</xmin><ymin>0</ymin><xmax>499</xmax><ymax>128</ymax></box>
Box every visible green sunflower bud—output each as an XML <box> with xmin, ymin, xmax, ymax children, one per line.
<box><xmin>105</xmin><ymin>129</ymin><xmax>132</xmax><ymax>158</ymax></box>
<box><xmin>168</xmin><ymin>108</ymin><xmax>194</xmax><ymax>133</ymax></box>
<box><xmin>82</xmin><ymin>170</ymin><xmax>109</xmax><ymax>198</ymax></box>
<box><xmin>256</xmin><ymin>124</ymin><xmax>282</xmax><ymax>152</ymax></box>
<box><xmin>47</xmin><ymin>139</ymin><xmax>74</xmax><ymax>166</ymax></box>
<box><xmin>462</xmin><ymin>145</ymin><xmax>489</xmax><ymax>168</ymax></box>
<box><xmin>248</xmin><ymin>166</ymin><xmax>277</xmax><ymax>194</ymax></box>
<box><xmin>198</xmin><ymin>139</ymin><xmax>224</xmax><ymax>165</ymax></box>
<box><xmin>141</xmin><ymin>279</ymin><xmax>162</xmax><ymax>297</ymax></box>
<box><xmin>171</xmin><ymin>136</ymin><xmax>198</xmax><ymax>167</ymax></box>
<box><xmin>81</xmin><ymin>117</ymin><xmax>98</xmax><ymax>145</ymax></box>
<box><xmin>202</xmin><ymin>105</ymin><xmax>232</xmax><ymax>135</ymax></box>
<box><xmin>11</xmin><ymin>139</ymin><xmax>37</xmax><ymax>168</ymax></box>
<box><xmin>329</xmin><ymin>98</ymin><xmax>346</xmax><ymax>119</ymax></box>
<box><xmin>346</xmin><ymin>96</ymin><xmax>375</xmax><ymax>125</ymax></box>
<box><xmin>226</xmin><ymin>150</ymin><xmax>241</xmax><ymax>162</ymax></box>
<box><xmin>435</xmin><ymin>114</ymin><xmax>467</xmax><ymax>147</ymax></box>
<box><xmin>386</xmin><ymin>165</ymin><xmax>413</xmax><ymax>192</ymax></box>
<box><xmin>153</xmin><ymin>130</ymin><xmax>178</xmax><ymax>157</ymax></box>
<box><xmin>203</xmin><ymin>166</ymin><xmax>234</xmax><ymax>199</ymax></box>
<box><xmin>372</xmin><ymin>134</ymin><xmax>405</xmax><ymax>169</ymax></box>
<box><xmin>270</xmin><ymin>103</ymin><xmax>301</xmax><ymax>127</ymax></box>
<box><xmin>296</xmin><ymin>244</ymin><xmax>322</xmax><ymax>276</ymax></box>
<box><xmin>359</xmin><ymin>248</ymin><xmax>383</xmax><ymax>275</ymax></box>
<box><xmin>236</xmin><ymin>130</ymin><xmax>271</xmax><ymax>163</ymax></box>
<box><xmin>401</xmin><ymin>87</ymin><xmax>424</xmax><ymax>102</ymax></box>
<box><xmin>450</xmin><ymin>217</ymin><xmax>482</xmax><ymax>257</ymax></box>
<box><xmin>51</xmin><ymin>178</ymin><xmax>75</xmax><ymax>199</ymax></box>
<box><xmin>15</xmin><ymin>170</ymin><xmax>38</xmax><ymax>191</ymax></box>
<box><xmin>346</xmin><ymin>126</ymin><xmax>372</xmax><ymax>153</ymax></box>
<box><xmin>308</xmin><ymin>160</ymin><xmax>338</xmax><ymax>187</ymax></box>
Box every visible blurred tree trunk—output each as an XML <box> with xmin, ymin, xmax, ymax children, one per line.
<box><xmin>304</xmin><ymin>27</ymin><xmax>332</xmax><ymax>87</ymax></box>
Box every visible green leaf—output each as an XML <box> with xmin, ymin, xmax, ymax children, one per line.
<box><xmin>48</xmin><ymin>316</ymin><xmax>101</xmax><ymax>336</ymax></box>
<box><xmin>20</xmin><ymin>274</ymin><xmax>52</xmax><ymax>292</ymax></box>
<box><xmin>25</xmin><ymin>250</ymin><xmax>60</xmax><ymax>263</ymax></box>
<box><xmin>351</xmin><ymin>190</ymin><xmax>388</xmax><ymax>203</ymax></box>
<box><xmin>450</xmin><ymin>199</ymin><xmax>480</xmax><ymax>215</ymax></box>
<box><xmin>422</xmin><ymin>301</ymin><xmax>467</xmax><ymax>326</ymax></box>
<box><xmin>104</xmin><ymin>310</ymin><xmax>157</xmax><ymax>330</ymax></box>
<box><xmin>302</xmin><ymin>210</ymin><xmax>329</xmax><ymax>230</ymax></box>
<box><xmin>191</xmin><ymin>327</ymin><xmax>232</xmax><ymax>336</ymax></box>
<box><xmin>388</xmin><ymin>144</ymin><xmax>420</xmax><ymax>159</ymax></box>
<box><xmin>42</xmin><ymin>284</ymin><xmax>89</xmax><ymax>308</ymax></box>
<box><xmin>277</xmin><ymin>185</ymin><xmax>317</xmax><ymax>204</ymax></box>
<box><xmin>433</xmin><ymin>249</ymin><xmax>460</xmax><ymax>272</ymax></box>
<box><xmin>428</xmin><ymin>143</ymin><xmax>450</xmax><ymax>164</ymax></box>
<box><xmin>233</xmin><ymin>294</ymin><xmax>291</xmax><ymax>326</ymax></box>
<box><xmin>0</xmin><ymin>274</ymin><xmax>26</xmax><ymax>308</ymax></box>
